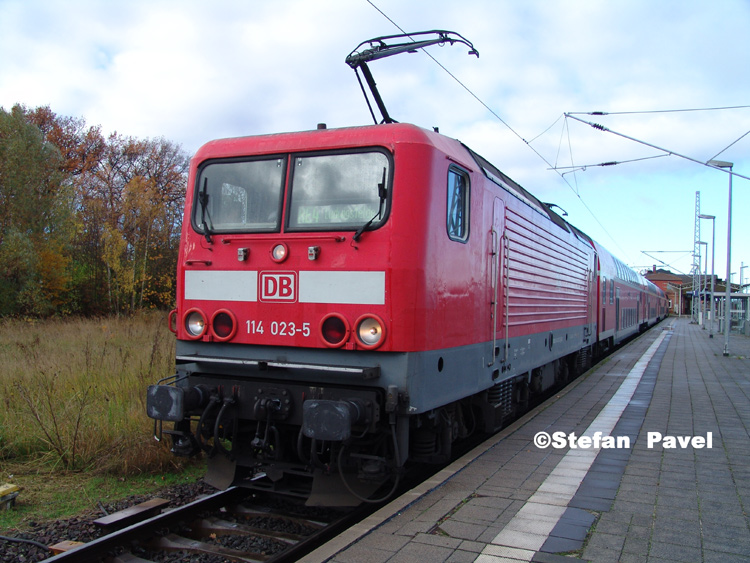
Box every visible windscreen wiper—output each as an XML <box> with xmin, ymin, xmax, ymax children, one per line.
<box><xmin>198</xmin><ymin>178</ymin><xmax>213</xmax><ymax>244</ymax></box>
<box><xmin>353</xmin><ymin>168</ymin><xmax>387</xmax><ymax>242</ymax></box>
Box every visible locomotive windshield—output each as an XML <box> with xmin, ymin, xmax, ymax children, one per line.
<box><xmin>193</xmin><ymin>151</ymin><xmax>390</xmax><ymax>234</ymax></box>
<box><xmin>194</xmin><ymin>158</ymin><xmax>286</xmax><ymax>233</ymax></box>
<box><xmin>288</xmin><ymin>151</ymin><xmax>389</xmax><ymax>231</ymax></box>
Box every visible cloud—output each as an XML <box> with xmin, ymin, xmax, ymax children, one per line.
<box><xmin>1</xmin><ymin>0</ymin><xmax>749</xmax><ymax>276</ymax></box>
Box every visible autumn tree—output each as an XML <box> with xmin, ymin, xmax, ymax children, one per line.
<box><xmin>0</xmin><ymin>105</ymin><xmax>188</xmax><ymax>317</ymax></box>
<box><xmin>25</xmin><ymin>105</ymin><xmax>105</xmax><ymax>176</ymax></box>
<box><xmin>0</xmin><ymin>106</ymin><xmax>75</xmax><ymax>316</ymax></box>
<box><xmin>81</xmin><ymin>134</ymin><xmax>188</xmax><ymax>314</ymax></box>
<box><xmin>22</xmin><ymin>105</ymin><xmax>107</xmax><ymax>313</ymax></box>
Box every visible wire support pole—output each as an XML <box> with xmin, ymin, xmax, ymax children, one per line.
<box><xmin>723</xmin><ymin>168</ymin><xmax>733</xmax><ymax>356</ymax></box>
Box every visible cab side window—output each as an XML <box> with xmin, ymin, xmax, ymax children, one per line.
<box><xmin>447</xmin><ymin>167</ymin><xmax>470</xmax><ymax>242</ymax></box>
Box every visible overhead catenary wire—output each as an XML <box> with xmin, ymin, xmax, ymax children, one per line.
<box><xmin>550</xmin><ymin>153</ymin><xmax>669</xmax><ymax>171</ymax></box>
<box><xmin>640</xmin><ymin>250</ymin><xmax>692</xmax><ymax>276</ymax></box>
<box><xmin>709</xmin><ymin>128</ymin><xmax>750</xmax><ymax>163</ymax></box>
<box><xmin>569</xmin><ymin>106</ymin><xmax>750</xmax><ymax>172</ymax></box>
<box><xmin>565</xmin><ymin>113</ymin><xmax>750</xmax><ymax>182</ymax></box>
<box><xmin>567</xmin><ymin>104</ymin><xmax>750</xmax><ymax>116</ymax></box>
<box><xmin>365</xmin><ymin>2</ymin><xmax>529</xmax><ymax>147</ymax></box>
<box><xmin>365</xmin><ymin>1</ymin><xmax>749</xmax><ymax>268</ymax></box>
<box><xmin>364</xmin><ymin>0</ymin><xmax>633</xmax><ymax>260</ymax></box>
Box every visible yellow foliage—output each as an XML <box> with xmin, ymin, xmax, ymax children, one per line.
<box><xmin>37</xmin><ymin>245</ymin><xmax>72</xmax><ymax>308</ymax></box>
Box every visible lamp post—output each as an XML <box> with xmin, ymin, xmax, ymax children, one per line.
<box><xmin>697</xmin><ymin>241</ymin><xmax>707</xmax><ymax>327</ymax></box>
<box><xmin>707</xmin><ymin>160</ymin><xmax>733</xmax><ymax>356</ymax></box>
<box><xmin>692</xmin><ymin>250</ymin><xmax>701</xmax><ymax>325</ymax></box>
<box><xmin>698</xmin><ymin>214</ymin><xmax>716</xmax><ymax>337</ymax></box>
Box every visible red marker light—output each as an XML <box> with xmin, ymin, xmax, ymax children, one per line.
<box><xmin>320</xmin><ymin>314</ymin><xmax>349</xmax><ymax>348</ymax></box>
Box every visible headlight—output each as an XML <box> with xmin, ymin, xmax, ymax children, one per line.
<box><xmin>184</xmin><ymin>308</ymin><xmax>207</xmax><ymax>339</ymax></box>
<box><xmin>355</xmin><ymin>314</ymin><xmax>386</xmax><ymax>349</ymax></box>
<box><xmin>211</xmin><ymin>309</ymin><xmax>237</xmax><ymax>341</ymax></box>
<box><xmin>271</xmin><ymin>242</ymin><xmax>288</xmax><ymax>263</ymax></box>
<box><xmin>320</xmin><ymin>313</ymin><xmax>349</xmax><ymax>348</ymax></box>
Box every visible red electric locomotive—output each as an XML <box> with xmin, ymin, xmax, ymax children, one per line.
<box><xmin>146</xmin><ymin>121</ymin><xmax>665</xmax><ymax>503</ymax></box>
<box><xmin>146</xmin><ymin>32</ymin><xmax>667</xmax><ymax>504</ymax></box>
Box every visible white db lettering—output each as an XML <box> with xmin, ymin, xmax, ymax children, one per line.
<box><xmin>260</xmin><ymin>272</ymin><xmax>296</xmax><ymax>302</ymax></box>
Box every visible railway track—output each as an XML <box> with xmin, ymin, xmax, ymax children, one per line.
<box><xmin>41</xmin><ymin>486</ymin><xmax>355</xmax><ymax>563</ymax></box>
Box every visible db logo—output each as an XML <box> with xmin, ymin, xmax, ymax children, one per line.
<box><xmin>260</xmin><ymin>272</ymin><xmax>297</xmax><ymax>302</ymax></box>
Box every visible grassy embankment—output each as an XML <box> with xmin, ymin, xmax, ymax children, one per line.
<box><xmin>0</xmin><ymin>313</ymin><xmax>203</xmax><ymax>530</ymax></box>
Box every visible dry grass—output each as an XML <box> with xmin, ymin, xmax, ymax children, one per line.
<box><xmin>0</xmin><ymin>313</ymin><xmax>184</xmax><ymax>474</ymax></box>
<box><xmin>0</xmin><ymin>313</ymin><xmax>209</xmax><ymax>532</ymax></box>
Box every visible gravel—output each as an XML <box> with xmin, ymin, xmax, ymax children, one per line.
<box><xmin>0</xmin><ymin>480</ymin><xmax>217</xmax><ymax>563</ymax></box>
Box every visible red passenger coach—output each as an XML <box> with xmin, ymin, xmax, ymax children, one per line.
<box><xmin>594</xmin><ymin>242</ymin><xmax>668</xmax><ymax>351</ymax></box>
<box><xmin>147</xmin><ymin>122</ymin><xmax>666</xmax><ymax>504</ymax></box>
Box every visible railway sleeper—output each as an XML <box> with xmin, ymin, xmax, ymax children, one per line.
<box><xmin>149</xmin><ymin>533</ymin><xmax>269</xmax><ymax>563</ymax></box>
<box><xmin>93</xmin><ymin>498</ymin><xmax>170</xmax><ymax>531</ymax></box>
<box><xmin>192</xmin><ymin>516</ymin><xmax>301</xmax><ymax>544</ymax></box>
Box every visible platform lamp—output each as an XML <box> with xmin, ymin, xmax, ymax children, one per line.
<box><xmin>698</xmin><ymin>215</ymin><xmax>716</xmax><ymax>337</ymax></box>
<box><xmin>706</xmin><ymin>160</ymin><xmax>733</xmax><ymax>356</ymax></box>
<box><xmin>697</xmin><ymin>241</ymin><xmax>707</xmax><ymax>328</ymax></box>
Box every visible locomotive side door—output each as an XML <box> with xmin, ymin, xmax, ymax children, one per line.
<box><xmin>637</xmin><ymin>292</ymin><xmax>641</xmax><ymax>326</ymax></box>
<box><xmin>588</xmin><ymin>250</ymin><xmax>598</xmax><ymax>338</ymax></box>
<box><xmin>489</xmin><ymin>198</ymin><xmax>506</xmax><ymax>365</ymax></box>
<box><xmin>615</xmin><ymin>287</ymin><xmax>621</xmax><ymax>333</ymax></box>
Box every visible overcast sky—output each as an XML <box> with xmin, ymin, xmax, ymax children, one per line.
<box><xmin>2</xmin><ymin>0</ymin><xmax>749</xmax><ymax>284</ymax></box>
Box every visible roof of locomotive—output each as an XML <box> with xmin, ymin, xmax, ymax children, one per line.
<box><xmin>192</xmin><ymin>122</ymin><xmax>456</xmax><ymax>161</ymax></box>
<box><xmin>192</xmin><ymin>122</ymin><xmax>594</xmax><ymax>247</ymax></box>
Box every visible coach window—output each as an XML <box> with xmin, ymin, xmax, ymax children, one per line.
<box><xmin>447</xmin><ymin>166</ymin><xmax>470</xmax><ymax>242</ymax></box>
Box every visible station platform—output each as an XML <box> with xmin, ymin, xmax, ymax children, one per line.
<box><xmin>303</xmin><ymin>317</ymin><xmax>750</xmax><ymax>563</ymax></box>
